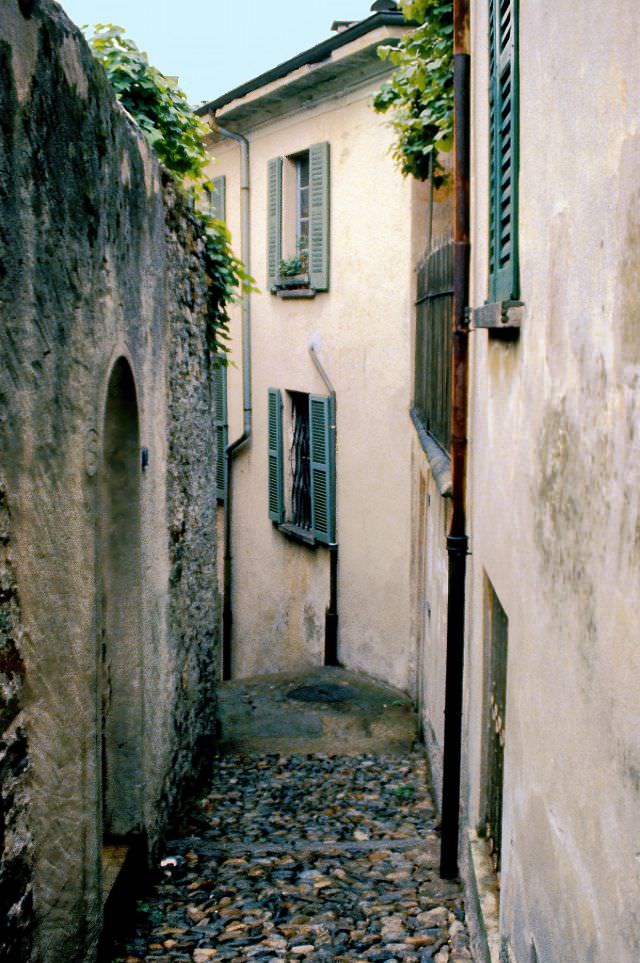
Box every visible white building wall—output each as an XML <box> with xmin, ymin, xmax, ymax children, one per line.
<box><xmin>465</xmin><ymin>1</ymin><xmax>640</xmax><ymax>961</ymax></box>
<box><xmin>207</xmin><ymin>83</ymin><xmax>418</xmax><ymax>690</ymax></box>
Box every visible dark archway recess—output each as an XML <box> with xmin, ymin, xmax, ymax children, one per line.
<box><xmin>99</xmin><ymin>357</ymin><xmax>143</xmax><ymax>841</ymax></box>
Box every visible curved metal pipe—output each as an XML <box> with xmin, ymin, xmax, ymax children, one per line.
<box><xmin>215</xmin><ymin>124</ymin><xmax>252</xmax><ymax>681</ymax></box>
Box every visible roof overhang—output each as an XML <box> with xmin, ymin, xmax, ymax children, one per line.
<box><xmin>197</xmin><ymin>12</ymin><xmax>410</xmax><ymax>137</ymax></box>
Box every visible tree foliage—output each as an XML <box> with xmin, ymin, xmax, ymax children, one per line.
<box><xmin>373</xmin><ymin>0</ymin><xmax>453</xmax><ymax>184</ymax></box>
<box><xmin>87</xmin><ymin>25</ymin><xmax>253</xmax><ymax>360</ymax></box>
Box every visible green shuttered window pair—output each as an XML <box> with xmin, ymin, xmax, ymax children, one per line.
<box><xmin>488</xmin><ymin>0</ymin><xmax>519</xmax><ymax>303</ymax></box>
<box><xmin>267</xmin><ymin>143</ymin><xmax>330</xmax><ymax>292</ymax></box>
<box><xmin>267</xmin><ymin>388</ymin><xmax>335</xmax><ymax>544</ymax></box>
<box><xmin>214</xmin><ymin>362</ymin><xmax>228</xmax><ymax>500</ymax></box>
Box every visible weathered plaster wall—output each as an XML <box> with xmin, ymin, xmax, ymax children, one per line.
<box><xmin>207</xmin><ymin>85</ymin><xmax>418</xmax><ymax>690</ymax></box>
<box><xmin>410</xmin><ymin>449</ymin><xmax>451</xmax><ymax>812</ymax></box>
<box><xmin>0</xmin><ymin>2</ymin><xmax>218</xmax><ymax>960</ymax></box>
<box><xmin>464</xmin><ymin>1</ymin><xmax>640</xmax><ymax>960</ymax></box>
<box><xmin>409</xmin><ymin>174</ymin><xmax>453</xmax><ymax>814</ymax></box>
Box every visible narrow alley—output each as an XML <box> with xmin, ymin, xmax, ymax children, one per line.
<box><xmin>104</xmin><ymin>672</ymin><xmax>472</xmax><ymax>963</ymax></box>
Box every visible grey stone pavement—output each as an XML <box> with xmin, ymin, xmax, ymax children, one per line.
<box><xmin>106</xmin><ymin>669</ymin><xmax>473</xmax><ymax>963</ymax></box>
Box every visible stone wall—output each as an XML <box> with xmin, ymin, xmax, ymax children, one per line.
<box><xmin>0</xmin><ymin>2</ymin><xmax>219</xmax><ymax>960</ymax></box>
<box><xmin>0</xmin><ymin>484</ymin><xmax>33</xmax><ymax>963</ymax></box>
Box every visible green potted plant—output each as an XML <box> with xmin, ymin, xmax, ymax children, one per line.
<box><xmin>276</xmin><ymin>253</ymin><xmax>309</xmax><ymax>289</ymax></box>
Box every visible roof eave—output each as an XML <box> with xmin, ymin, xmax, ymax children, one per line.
<box><xmin>196</xmin><ymin>11</ymin><xmax>407</xmax><ymax>117</ymax></box>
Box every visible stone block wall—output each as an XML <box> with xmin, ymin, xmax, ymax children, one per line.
<box><xmin>0</xmin><ymin>2</ymin><xmax>220</xmax><ymax>960</ymax></box>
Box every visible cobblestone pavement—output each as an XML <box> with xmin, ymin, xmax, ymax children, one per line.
<box><xmin>108</xmin><ymin>753</ymin><xmax>473</xmax><ymax>963</ymax></box>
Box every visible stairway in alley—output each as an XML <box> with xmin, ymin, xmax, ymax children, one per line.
<box><xmin>105</xmin><ymin>669</ymin><xmax>473</xmax><ymax>962</ymax></box>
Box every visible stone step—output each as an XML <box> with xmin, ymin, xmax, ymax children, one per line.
<box><xmin>216</xmin><ymin>666</ymin><xmax>419</xmax><ymax>755</ymax></box>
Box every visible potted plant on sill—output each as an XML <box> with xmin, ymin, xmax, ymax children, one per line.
<box><xmin>275</xmin><ymin>254</ymin><xmax>310</xmax><ymax>290</ymax></box>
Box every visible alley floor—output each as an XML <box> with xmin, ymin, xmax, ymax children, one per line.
<box><xmin>106</xmin><ymin>672</ymin><xmax>473</xmax><ymax>963</ymax></box>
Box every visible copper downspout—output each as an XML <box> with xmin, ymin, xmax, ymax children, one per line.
<box><xmin>440</xmin><ymin>0</ymin><xmax>471</xmax><ymax>880</ymax></box>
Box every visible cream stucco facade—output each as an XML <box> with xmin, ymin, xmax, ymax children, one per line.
<box><xmin>410</xmin><ymin>2</ymin><xmax>640</xmax><ymax>962</ymax></box>
<box><xmin>202</xmin><ymin>12</ymin><xmax>428</xmax><ymax>691</ymax></box>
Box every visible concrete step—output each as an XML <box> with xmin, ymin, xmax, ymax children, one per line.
<box><xmin>216</xmin><ymin>666</ymin><xmax>419</xmax><ymax>755</ymax></box>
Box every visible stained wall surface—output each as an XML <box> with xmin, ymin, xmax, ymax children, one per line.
<box><xmin>0</xmin><ymin>2</ymin><xmax>219</xmax><ymax>960</ymax></box>
<box><xmin>463</xmin><ymin>1</ymin><xmax>640</xmax><ymax>960</ymax></box>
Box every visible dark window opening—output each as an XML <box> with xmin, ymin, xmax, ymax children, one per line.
<box><xmin>289</xmin><ymin>391</ymin><xmax>311</xmax><ymax>531</ymax></box>
<box><xmin>485</xmin><ymin>580</ymin><xmax>508</xmax><ymax>873</ymax></box>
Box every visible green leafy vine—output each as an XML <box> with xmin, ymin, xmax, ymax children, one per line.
<box><xmin>373</xmin><ymin>0</ymin><xmax>453</xmax><ymax>184</ymax></box>
<box><xmin>87</xmin><ymin>25</ymin><xmax>253</xmax><ymax>362</ymax></box>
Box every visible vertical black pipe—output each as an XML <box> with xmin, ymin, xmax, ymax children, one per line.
<box><xmin>440</xmin><ymin>0</ymin><xmax>471</xmax><ymax>880</ymax></box>
<box><xmin>324</xmin><ymin>543</ymin><xmax>339</xmax><ymax>666</ymax></box>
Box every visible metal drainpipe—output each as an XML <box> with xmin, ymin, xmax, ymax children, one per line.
<box><xmin>215</xmin><ymin>124</ymin><xmax>251</xmax><ymax>682</ymax></box>
<box><xmin>439</xmin><ymin>0</ymin><xmax>471</xmax><ymax>880</ymax></box>
<box><xmin>308</xmin><ymin>344</ymin><xmax>339</xmax><ymax>667</ymax></box>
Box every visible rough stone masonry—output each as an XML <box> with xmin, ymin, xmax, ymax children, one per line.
<box><xmin>0</xmin><ymin>1</ymin><xmax>220</xmax><ymax>960</ymax></box>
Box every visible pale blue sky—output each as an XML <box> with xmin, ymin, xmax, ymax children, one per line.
<box><xmin>58</xmin><ymin>0</ymin><xmax>379</xmax><ymax>105</ymax></box>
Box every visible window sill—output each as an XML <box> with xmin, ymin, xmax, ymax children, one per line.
<box><xmin>410</xmin><ymin>407</ymin><xmax>452</xmax><ymax>498</ymax></box>
<box><xmin>275</xmin><ymin>521</ymin><xmax>318</xmax><ymax>547</ymax></box>
<box><xmin>273</xmin><ymin>288</ymin><xmax>317</xmax><ymax>300</ymax></box>
<box><xmin>471</xmin><ymin>300</ymin><xmax>523</xmax><ymax>335</ymax></box>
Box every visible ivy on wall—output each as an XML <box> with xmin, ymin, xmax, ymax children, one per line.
<box><xmin>373</xmin><ymin>0</ymin><xmax>453</xmax><ymax>185</ymax></box>
<box><xmin>88</xmin><ymin>25</ymin><xmax>253</xmax><ymax>361</ymax></box>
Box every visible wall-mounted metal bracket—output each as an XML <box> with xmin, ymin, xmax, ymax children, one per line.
<box><xmin>471</xmin><ymin>300</ymin><xmax>524</xmax><ymax>331</ymax></box>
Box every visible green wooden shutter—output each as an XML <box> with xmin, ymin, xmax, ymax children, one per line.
<box><xmin>267</xmin><ymin>157</ymin><xmax>283</xmax><ymax>289</ymax></box>
<box><xmin>214</xmin><ymin>361</ymin><xmax>228</xmax><ymax>500</ymax></box>
<box><xmin>210</xmin><ymin>175</ymin><xmax>226</xmax><ymax>221</ymax></box>
<box><xmin>309</xmin><ymin>394</ymin><xmax>335</xmax><ymax>544</ymax></box>
<box><xmin>489</xmin><ymin>0</ymin><xmax>519</xmax><ymax>302</ymax></box>
<box><xmin>308</xmin><ymin>142</ymin><xmax>330</xmax><ymax>292</ymax></box>
<box><xmin>268</xmin><ymin>388</ymin><xmax>284</xmax><ymax>523</ymax></box>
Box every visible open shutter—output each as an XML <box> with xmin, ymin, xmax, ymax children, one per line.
<box><xmin>489</xmin><ymin>0</ymin><xmax>519</xmax><ymax>302</ymax></box>
<box><xmin>268</xmin><ymin>388</ymin><xmax>284</xmax><ymax>523</ymax></box>
<box><xmin>309</xmin><ymin>394</ymin><xmax>335</xmax><ymax>544</ymax></box>
<box><xmin>210</xmin><ymin>175</ymin><xmax>226</xmax><ymax>221</ymax></box>
<box><xmin>267</xmin><ymin>157</ymin><xmax>283</xmax><ymax>289</ymax></box>
<box><xmin>214</xmin><ymin>361</ymin><xmax>228</xmax><ymax>500</ymax></box>
<box><xmin>308</xmin><ymin>142</ymin><xmax>330</xmax><ymax>292</ymax></box>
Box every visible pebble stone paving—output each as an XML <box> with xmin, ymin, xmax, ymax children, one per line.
<box><xmin>108</xmin><ymin>752</ymin><xmax>473</xmax><ymax>963</ymax></box>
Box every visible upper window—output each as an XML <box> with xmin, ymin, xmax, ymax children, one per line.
<box><xmin>267</xmin><ymin>142</ymin><xmax>330</xmax><ymax>293</ymax></box>
<box><xmin>295</xmin><ymin>153</ymin><xmax>310</xmax><ymax>267</ymax></box>
<box><xmin>488</xmin><ymin>0</ymin><xmax>519</xmax><ymax>303</ymax></box>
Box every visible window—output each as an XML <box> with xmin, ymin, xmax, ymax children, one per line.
<box><xmin>267</xmin><ymin>142</ymin><xmax>330</xmax><ymax>291</ymax></box>
<box><xmin>289</xmin><ymin>391</ymin><xmax>312</xmax><ymax>530</ymax></box>
<box><xmin>488</xmin><ymin>0</ymin><xmax>519</xmax><ymax>303</ymax></box>
<box><xmin>414</xmin><ymin>235</ymin><xmax>453</xmax><ymax>453</ymax></box>
<box><xmin>267</xmin><ymin>388</ymin><xmax>335</xmax><ymax>544</ymax></box>
<box><xmin>214</xmin><ymin>362</ymin><xmax>228</xmax><ymax>501</ymax></box>
<box><xmin>207</xmin><ymin>175</ymin><xmax>226</xmax><ymax>222</ymax></box>
<box><xmin>483</xmin><ymin>579</ymin><xmax>509</xmax><ymax>873</ymax></box>
<box><xmin>295</xmin><ymin>154</ymin><xmax>310</xmax><ymax>266</ymax></box>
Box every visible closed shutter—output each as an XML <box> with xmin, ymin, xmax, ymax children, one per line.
<box><xmin>210</xmin><ymin>175</ymin><xmax>226</xmax><ymax>221</ymax></box>
<box><xmin>308</xmin><ymin>142</ymin><xmax>330</xmax><ymax>292</ymax></box>
<box><xmin>489</xmin><ymin>0</ymin><xmax>519</xmax><ymax>302</ymax></box>
<box><xmin>309</xmin><ymin>394</ymin><xmax>335</xmax><ymax>544</ymax></box>
<box><xmin>267</xmin><ymin>157</ymin><xmax>283</xmax><ymax>289</ymax></box>
<box><xmin>214</xmin><ymin>361</ymin><xmax>228</xmax><ymax>500</ymax></box>
<box><xmin>268</xmin><ymin>388</ymin><xmax>284</xmax><ymax>523</ymax></box>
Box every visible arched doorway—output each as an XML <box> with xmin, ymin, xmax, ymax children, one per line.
<box><xmin>99</xmin><ymin>357</ymin><xmax>143</xmax><ymax>842</ymax></box>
